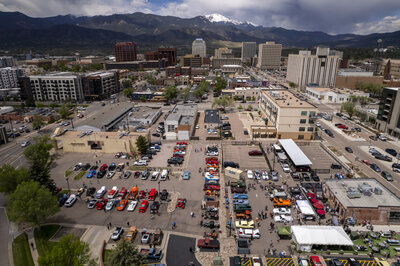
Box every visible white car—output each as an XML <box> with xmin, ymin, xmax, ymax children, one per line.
<box><xmin>105</xmin><ymin>199</ymin><xmax>115</xmax><ymax>211</ymax></box>
<box><xmin>273</xmin><ymin>208</ymin><xmax>291</xmax><ymax>215</ymax></box>
<box><xmin>262</xmin><ymin>171</ymin><xmax>268</xmax><ymax>180</ymax></box>
<box><xmin>134</xmin><ymin>160</ymin><xmax>147</xmax><ymax>166</ymax></box>
<box><xmin>106</xmin><ymin>171</ymin><xmax>115</xmax><ymax>179</ymax></box>
<box><xmin>281</xmin><ymin>164</ymin><xmax>290</xmax><ymax>173</ymax></box>
<box><xmin>237</xmin><ymin>228</ymin><xmax>260</xmax><ymax>239</ymax></box>
<box><xmin>160</xmin><ymin>169</ymin><xmax>169</xmax><ymax>181</ymax></box>
<box><xmin>274</xmin><ymin>215</ymin><xmax>293</xmax><ymax>223</ymax></box>
<box><xmin>127</xmin><ymin>200</ymin><xmax>138</xmax><ymax>212</ymax></box>
<box><xmin>253</xmin><ymin>257</ymin><xmax>262</xmax><ymax>266</ymax></box>
<box><xmin>95</xmin><ymin>186</ymin><xmax>106</xmax><ymax>199</ymax></box>
<box><xmin>151</xmin><ymin>171</ymin><xmax>160</xmax><ymax>181</ymax></box>
<box><xmin>141</xmin><ymin>233</ymin><xmax>150</xmax><ymax>244</ymax></box>
<box><xmin>316</xmin><ymin>122</ymin><xmax>321</xmax><ymax>127</ymax></box>
<box><xmin>21</xmin><ymin>141</ymin><xmax>30</xmax><ymax>147</ymax></box>
<box><xmin>64</xmin><ymin>194</ymin><xmax>77</xmax><ymax>207</ymax></box>
<box><xmin>247</xmin><ymin>170</ymin><xmax>253</xmax><ymax>179</ymax></box>
<box><xmin>108</xmin><ymin>186</ymin><xmax>118</xmax><ymax>199</ymax></box>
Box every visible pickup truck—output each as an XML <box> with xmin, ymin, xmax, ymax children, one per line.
<box><xmin>152</xmin><ymin>228</ymin><xmax>163</xmax><ymax>245</ymax></box>
<box><xmin>273</xmin><ymin>198</ymin><xmax>291</xmax><ymax>207</ymax></box>
<box><xmin>197</xmin><ymin>238</ymin><xmax>220</xmax><ymax>249</ymax></box>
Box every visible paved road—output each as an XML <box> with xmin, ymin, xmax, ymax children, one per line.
<box><xmin>0</xmin><ymin>207</ymin><xmax>10</xmax><ymax>266</ymax></box>
<box><xmin>166</xmin><ymin>235</ymin><xmax>200</xmax><ymax>266</ymax></box>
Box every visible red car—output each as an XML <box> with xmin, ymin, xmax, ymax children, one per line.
<box><xmin>337</xmin><ymin>125</ymin><xmax>348</xmax><ymax>130</ymax></box>
<box><xmin>176</xmin><ymin>141</ymin><xmax>188</xmax><ymax>145</ymax></box>
<box><xmin>362</xmin><ymin>159</ymin><xmax>370</xmax><ymax>165</ymax></box>
<box><xmin>117</xmin><ymin>187</ymin><xmax>127</xmax><ymax>198</ymax></box>
<box><xmin>139</xmin><ymin>200</ymin><xmax>149</xmax><ymax>213</ymax></box>
<box><xmin>96</xmin><ymin>198</ymin><xmax>108</xmax><ymax>210</ymax></box>
<box><xmin>100</xmin><ymin>164</ymin><xmax>108</xmax><ymax>171</ymax></box>
<box><xmin>176</xmin><ymin>198</ymin><xmax>186</xmax><ymax>209</ymax></box>
<box><xmin>138</xmin><ymin>190</ymin><xmax>146</xmax><ymax>199</ymax></box>
<box><xmin>248</xmin><ymin>150</ymin><xmax>263</xmax><ymax>156</ymax></box>
<box><xmin>204</xmin><ymin>184</ymin><xmax>220</xmax><ymax>191</ymax></box>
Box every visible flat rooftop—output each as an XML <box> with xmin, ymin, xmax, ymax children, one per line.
<box><xmin>307</xmin><ymin>87</ymin><xmax>369</xmax><ymax>95</ymax></box>
<box><xmin>166</xmin><ymin>104</ymin><xmax>197</xmax><ymax>125</ymax></box>
<box><xmin>58</xmin><ymin>130</ymin><xmax>146</xmax><ymax>140</ymax></box>
<box><xmin>204</xmin><ymin>109</ymin><xmax>220</xmax><ymax>124</ymax></box>
<box><xmin>129</xmin><ymin>106</ymin><xmax>160</xmax><ymax>120</ymax></box>
<box><xmin>325</xmin><ymin>178</ymin><xmax>400</xmax><ymax>209</ymax></box>
<box><xmin>264</xmin><ymin>90</ymin><xmax>315</xmax><ymax>108</ymax></box>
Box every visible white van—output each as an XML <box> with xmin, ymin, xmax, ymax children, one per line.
<box><xmin>237</xmin><ymin>228</ymin><xmax>260</xmax><ymax>239</ymax></box>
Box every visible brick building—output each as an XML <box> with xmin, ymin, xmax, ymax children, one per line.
<box><xmin>115</xmin><ymin>42</ymin><xmax>137</xmax><ymax>62</ymax></box>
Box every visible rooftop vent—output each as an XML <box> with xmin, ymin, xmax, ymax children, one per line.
<box><xmin>374</xmin><ymin>187</ymin><xmax>383</xmax><ymax>195</ymax></box>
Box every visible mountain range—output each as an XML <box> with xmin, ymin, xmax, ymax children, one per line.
<box><xmin>0</xmin><ymin>11</ymin><xmax>399</xmax><ymax>53</ymax></box>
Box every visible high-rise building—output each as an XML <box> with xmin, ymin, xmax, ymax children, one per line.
<box><xmin>376</xmin><ymin>87</ymin><xmax>400</xmax><ymax>138</ymax></box>
<box><xmin>214</xmin><ymin>48</ymin><xmax>233</xmax><ymax>59</ymax></box>
<box><xmin>81</xmin><ymin>71</ymin><xmax>120</xmax><ymax>101</ymax></box>
<box><xmin>115</xmin><ymin>42</ymin><xmax>137</xmax><ymax>62</ymax></box>
<box><xmin>158</xmin><ymin>48</ymin><xmax>177</xmax><ymax>66</ymax></box>
<box><xmin>0</xmin><ymin>67</ymin><xmax>24</xmax><ymax>89</ymax></box>
<box><xmin>181</xmin><ymin>54</ymin><xmax>203</xmax><ymax>67</ymax></box>
<box><xmin>0</xmin><ymin>57</ymin><xmax>14</xmax><ymax>68</ymax></box>
<box><xmin>29</xmin><ymin>73</ymin><xmax>84</xmax><ymax>102</ymax></box>
<box><xmin>380</xmin><ymin>59</ymin><xmax>400</xmax><ymax>79</ymax></box>
<box><xmin>192</xmin><ymin>38</ymin><xmax>206</xmax><ymax>58</ymax></box>
<box><xmin>256</xmin><ymin>42</ymin><xmax>282</xmax><ymax>70</ymax></box>
<box><xmin>286</xmin><ymin>48</ymin><xmax>340</xmax><ymax>90</ymax></box>
<box><xmin>241</xmin><ymin>42</ymin><xmax>257</xmax><ymax>62</ymax></box>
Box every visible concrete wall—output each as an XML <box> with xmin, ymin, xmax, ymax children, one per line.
<box><xmin>335</xmin><ymin>76</ymin><xmax>383</xmax><ymax>89</ymax></box>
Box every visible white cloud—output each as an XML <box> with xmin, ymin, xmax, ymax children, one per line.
<box><xmin>354</xmin><ymin>15</ymin><xmax>400</xmax><ymax>35</ymax></box>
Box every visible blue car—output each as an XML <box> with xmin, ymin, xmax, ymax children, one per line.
<box><xmin>87</xmin><ymin>170</ymin><xmax>96</xmax><ymax>178</ymax></box>
<box><xmin>385</xmin><ymin>148</ymin><xmax>397</xmax><ymax>156</ymax></box>
<box><xmin>370</xmin><ymin>163</ymin><xmax>381</xmax><ymax>172</ymax></box>
<box><xmin>233</xmin><ymin>199</ymin><xmax>249</xmax><ymax>205</ymax></box>
<box><xmin>182</xmin><ymin>171</ymin><xmax>190</xmax><ymax>180</ymax></box>
<box><xmin>232</xmin><ymin>194</ymin><xmax>248</xmax><ymax>199</ymax></box>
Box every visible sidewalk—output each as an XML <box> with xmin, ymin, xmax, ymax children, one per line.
<box><xmin>27</xmin><ymin>230</ymin><xmax>39</xmax><ymax>266</ymax></box>
<box><xmin>81</xmin><ymin>225</ymin><xmax>111</xmax><ymax>262</ymax></box>
<box><xmin>351</xmin><ymin>224</ymin><xmax>400</xmax><ymax>232</ymax></box>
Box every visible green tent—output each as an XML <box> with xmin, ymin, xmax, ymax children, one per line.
<box><xmin>277</xmin><ymin>226</ymin><xmax>291</xmax><ymax>238</ymax></box>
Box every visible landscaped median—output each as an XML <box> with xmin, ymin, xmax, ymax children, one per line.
<box><xmin>12</xmin><ymin>232</ymin><xmax>34</xmax><ymax>266</ymax></box>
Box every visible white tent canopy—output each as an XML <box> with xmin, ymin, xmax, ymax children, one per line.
<box><xmin>279</xmin><ymin>139</ymin><xmax>312</xmax><ymax>166</ymax></box>
<box><xmin>296</xmin><ymin>200</ymin><xmax>316</xmax><ymax>216</ymax></box>
<box><xmin>291</xmin><ymin>226</ymin><xmax>353</xmax><ymax>251</ymax></box>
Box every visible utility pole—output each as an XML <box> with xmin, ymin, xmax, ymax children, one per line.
<box><xmin>9</xmin><ymin>117</ymin><xmax>15</xmax><ymax>141</ymax></box>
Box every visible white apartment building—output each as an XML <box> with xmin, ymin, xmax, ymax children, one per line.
<box><xmin>192</xmin><ymin>38</ymin><xmax>207</xmax><ymax>58</ymax></box>
<box><xmin>259</xmin><ymin>90</ymin><xmax>317</xmax><ymax>140</ymax></box>
<box><xmin>30</xmin><ymin>73</ymin><xmax>84</xmax><ymax>102</ymax></box>
<box><xmin>241</xmin><ymin>42</ymin><xmax>257</xmax><ymax>62</ymax></box>
<box><xmin>256</xmin><ymin>42</ymin><xmax>282</xmax><ymax>70</ymax></box>
<box><xmin>305</xmin><ymin>86</ymin><xmax>369</xmax><ymax>103</ymax></box>
<box><xmin>286</xmin><ymin>48</ymin><xmax>340</xmax><ymax>90</ymax></box>
<box><xmin>0</xmin><ymin>67</ymin><xmax>24</xmax><ymax>89</ymax></box>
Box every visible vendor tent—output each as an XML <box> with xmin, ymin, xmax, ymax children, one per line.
<box><xmin>313</xmin><ymin>202</ymin><xmax>324</xmax><ymax>209</ymax></box>
<box><xmin>291</xmin><ymin>225</ymin><xmax>354</xmax><ymax>252</ymax></box>
<box><xmin>277</xmin><ymin>225</ymin><xmax>291</xmax><ymax>238</ymax></box>
<box><xmin>296</xmin><ymin>200</ymin><xmax>316</xmax><ymax>217</ymax></box>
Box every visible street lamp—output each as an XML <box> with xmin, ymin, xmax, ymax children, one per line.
<box><xmin>158</xmin><ymin>181</ymin><xmax>161</xmax><ymax>194</ymax></box>
<box><xmin>66</xmin><ymin>177</ymin><xmax>70</xmax><ymax>193</ymax></box>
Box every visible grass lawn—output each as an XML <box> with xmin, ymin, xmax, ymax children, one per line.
<box><xmin>34</xmin><ymin>224</ymin><xmax>60</xmax><ymax>256</ymax></box>
<box><xmin>65</xmin><ymin>170</ymin><xmax>73</xmax><ymax>177</ymax></box>
<box><xmin>74</xmin><ymin>171</ymin><xmax>86</xmax><ymax>180</ymax></box>
<box><xmin>353</xmin><ymin>234</ymin><xmax>400</xmax><ymax>256</ymax></box>
<box><xmin>12</xmin><ymin>233</ymin><xmax>34</xmax><ymax>266</ymax></box>
<box><xmin>103</xmin><ymin>249</ymin><xmax>111</xmax><ymax>266</ymax></box>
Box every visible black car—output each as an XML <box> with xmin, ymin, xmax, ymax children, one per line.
<box><xmin>167</xmin><ymin>157</ymin><xmax>183</xmax><ymax>165</ymax></box>
<box><xmin>330</xmin><ymin>258</ymin><xmax>344</xmax><ymax>266</ymax></box>
<box><xmin>150</xmin><ymin>201</ymin><xmax>160</xmax><ymax>214</ymax></box>
<box><xmin>134</xmin><ymin>171</ymin><xmax>141</xmax><ymax>178</ymax></box>
<box><xmin>324</xmin><ymin>129</ymin><xmax>334</xmax><ymax>137</ymax></box>
<box><xmin>90</xmin><ymin>165</ymin><xmax>98</xmax><ymax>170</ymax></box>
<box><xmin>222</xmin><ymin>131</ymin><xmax>232</xmax><ymax>138</ymax></box>
<box><xmin>345</xmin><ymin>147</ymin><xmax>353</xmax><ymax>153</ymax></box>
<box><xmin>370</xmin><ymin>163</ymin><xmax>381</xmax><ymax>172</ymax></box>
<box><xmin>86</xmin><ymin>187</ymin><xmax>96</xmax><ymax>197</ymax></box>
<box><xmin>310</xmin><ymin>170</ymin><xmax>320</xmax><ymax>182</ymax></box>
<box><xmin>385</xmin><ymin>148</ymin><xmax>397</xmax><ymax>156</ymax></box>
<box><xmin>97</xmin><ymin>170</ymin><xmax>106</xmax><ymax>178</ymax></box>
<box><xmin>375</xmin><ymin>154</ymin><xmax>392</xmax><ymax>162</ymax></box>
<box><xmin>347</xmin><ymin>258</ymin><xmax>361</xmax><ymax>266</ymax></box>
<box><xmin>223</xmin><ymin>161</ymin><xmax>239</xmax><ymax>168</ymax></box>
<box><xmin>57</xmin><ymin>194</ymin><xmax>68</xmax><ymax>206</ymax></box>
<box><xmin>146</xmin><ymin>149</ymin><xmax>157</xmax><ymax>155</ymax></box>
<box><xmin>382</xmin><ymin>171</ymin><xmax>394</xmax><ymax>181</ymax></box>
<box><xmin>82</xmin><ymin>163</ymin><xmax>91</xmax><ymax>171</ymax></box>
<box><xmin>331</xmin><ymin>163</ymin><xmax>342</xmax><ymax>169</ymax></box>
<box><xmin>160</xmin><ymin>189</ymin><xmax>169</xmax><ymax>200</ymax></box>
<box><xmin>301</xmin><ymin>173</ymin><xmax>310</xmax><ymax>181</ymax></box>
<box><xmin>152</xmin><ymin>133</ymin><xmax>161</xmax><ymax>137</ymax></box>
<box><xmin>151</xmin><ymin>141</ymin><xmax>162</xmax><ymax>146</ymax></box>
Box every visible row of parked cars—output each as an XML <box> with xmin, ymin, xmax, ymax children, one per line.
<box><xmin>167</xmin><ymin>142</ymin><xmax>188</xmax><ymax>165</ymax></box>
<box><xmin>134</xmin><ymin>142</ymin><xmax>162</xmax><ymax>166</ymax></box>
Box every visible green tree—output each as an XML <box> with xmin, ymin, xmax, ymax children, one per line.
<box><xmin>198</xmin><ymin>81</ymin><xmax>210</xmax><ymax>93</ymax></box>
<box><xmin>135</xmin><ymin>135</ymin><xmax>148</xmax><ymax>155</ymax></box>
<box><xmin>212</xmin><ymin>95</ymin><xmax>235</xmax><ymax>112</ymax></box>
<box><xmin>7</xmin><ymin>181</ymin><xmax>59</xmax><ymax>228</ymax></box>
<box><xmin>121</xmin><ymin>79</ymin><xmax>132</xmax><ymax>89</ymax></box>
<box><xmin>106</xmin><ymin>238</ymin><xmax>146</xmax><ymax>266</ymax></box>
<box><xmin>139</xmin><ymin>97</ymin><xmax>146</xmax><ymax>102</ymax></box>
<box><xmin>247</xmin><ymin>105</ymin><xmax>253</xmax><ymax>111</ymax></box>
<box><xmin>59</xmin><ymin>105</ymin><xmax>71</xmax><ymax>120</ymax></box>
<box><xmin>145</xmin><ymin>74</ymin><xmax>156</xmax><ymax>85</ymax></box>
<box><xmin>38</xmin><ymin>234</ymin><xmax>95</xmax><ymax>266</ymax></box>
<box><xmin>25</xmin><ymin>97</ymin><xmax>35</xmax><ymax>107</ymax></box>
<box><xmin>358</xmin><ymin>96</ymin><xmax>368</xmax><ymax>105</ymax></box>
<box><xmin>71</xmin><ymin>65</ymin><xmax>81</xmax><ymax>72</ymax></box>
<box><xmin>32</xmin><ymin>115</ymin><xmax>45</xmax><ymax>131</ymax></box>
<box><xmin>49</xmin><ymin>103</ymin><xmax>59</xmax><ymax>108</ymax></box>
<box><xmin>163</xmin><ymin>86</ymin><xmax>178</xmax><ymax>102</ymax></box>
<box><xmin>182</xmin><ymin>87</ymin><xmax>190</xmax><ymax>102</ymax></box>
<box><xmin>288</xmin><ymin>82</ymin><xmax>295</xmax><ymax>88</ymax></box>
<box><xmin>214</xmin><ymin>77</ymin><xmax>227</xmax><ymax>95</ymax></box>
<box><xmin>24</xmin><ymin>136</ymin><xmax>54</xmax><ymax>188</ymax></box>
<box><xmin>123</xmin><ymin>88</ymin><xmax>134</xmax><ymax>98</ymax></box>
<box><xmin>0</xmin><ymin>164</ymin><xmax>29</xmax><ymax>194</ymax></box>
<box><xmin>238</xmin><ymin>105</ymin><xmax>243</xmax><ymax>111</ymax></box>
<box><xmin>342</xmin><ymin>101</ymin><xmax>356</xmax><ymax>118</ymax></box>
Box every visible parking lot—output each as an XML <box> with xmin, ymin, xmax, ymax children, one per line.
<box><xmin>222</xmin><ymin>144</ymin><xmax>268</xmax><ymax>169</ymax></box>
<box><xmin>300</xmin><ymin>144</ymin><xmax>338</xmax><ymax>178</ymax></box>
<box><xmin>48</xmin><ymin>142</ymin><xmax>210</xmax><ymax>236</ymax></box>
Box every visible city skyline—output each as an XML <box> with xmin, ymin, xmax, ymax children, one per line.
<box><xmin>0</xmin><ymin>0</ymin><xmax>399</xmax><ymax>35</ymax></box>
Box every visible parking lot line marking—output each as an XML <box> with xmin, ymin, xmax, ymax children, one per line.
<box><xmin>241</xmin><ymin>257</ymin><xmax>252</xmax><ymax>266</ymax></box>
<box><xmin>266</xmin><ymin>257</ymin><xmax>294</xmax><ymax>266</ymax></box>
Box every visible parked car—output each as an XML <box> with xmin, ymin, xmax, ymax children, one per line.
<box><xmin>248</xmin><ymin>150</ymin><xmax>263</xmax><ymax>156</ymax></box>
<box><xmin>370</xmin><ymin>163</ymin><xmax>381</xmax><ymax>172</ymax></box>
<box><xmin>123</xmin><ymin>170</ymin><xmax>132</xmax><ymax>179</ymax></box>
<box><xmin>331</xmin><ymin>163</ymin><xmax>342</xmax><ymax>169</ymax></box>
<box><xmin>111</xmin><ymin>227</ymin><xmax>124</xmax><ymax>241</ymax></box>
<box><xmin>273</xmin><ymin>208</ymin><xmax>291</xmax><ymax>215</ymax></box>
<box><xmin>160</xmin><ymin>189</ymin><xmax>169</xmax><ymax>201</ymax></box>
<box><xmin>64</xmin><ymin>194</ymin><xmax>77</xmax><ymax>207</ymax></box>
<box><xmin>270</xmin><ymin>170</ymin><xmax>278</xmax><ymax>181</ymax></box>
<box><xmin>182</xmin><ymin>170</ymin><xmax>190</xmax><ymax>180</ymax></box>
<box><xmin>247</xmin><ymin>170</ymin><xmax>253</xmax><ymax>179</ymax></box>
<box><xmin>274</xmin><ymin>215</ymin><xmax>293</xmax><ymax>223</ymax></box>
<box><xmin>134</xmin><ymin>160</ymin><xmax>147</xmax><ymax>166</ymax></box>
<box><xmin>108</xmin><ymin>186</ymin><xmax>118</xmax><ymax>199</ymax></box>
<box><xmin>127</xmin><ymin>200</ymin><xmax>138</xmax><ymax>212</ymax></box>
<box><xmin>139</xmin><ymin>200</ymin><xmax>149</xmax><ymax>213</ymax></box>
<box><xmin>21</xmin><ymin>140</ymin><xmax>30</xmax><ymax>147</ymax></box>
<box><xmin>87</xmin><ymin>199</ymin><xmax>97</xmax><ymax>209</ymax></box>
<box><xmin>95</xmin><ymin>186</ymin><xmax>106</xmax><ymax>199</ymax></box>
<box><xmin>86</xmin><ymin>187</ymin><xmax>96</xmax><ymax>197</ymax></box>
<box><xmin>281</xmin><ymin>164</ymin><xmax>290</xmax><ymax>173</ymax></box>
<box><xmin>382</xmin><ymin>171</ymin><xmax>393</xmax><ymax>181</ymax></box>
<box><xmin>386</xmin><ymin>148</ymin><xmax>397</xmax><ymax>156</ymax></box>
<box><xmin>345</xmin><ymin>147</ymin><xmax>353</xmax><ymax>153</ymax></box>
<box><xmin>106</xmin><ymin>171</ymin><xmax>115</xmax><ymax>179</ymax></box>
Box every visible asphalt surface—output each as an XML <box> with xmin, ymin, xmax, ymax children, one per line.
<box><xmin>0</xmin><ymin>207</ymin><xmax>10</xmax><ymax>266</ymax></box>
<box><xmin>166</xmin><ymin>234</ymin><xmax>201</xmax><ymax>266</ymax></box>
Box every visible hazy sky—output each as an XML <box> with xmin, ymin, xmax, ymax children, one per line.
<box><xmin>1</xmin><ymin>0</ymin><xmax>400</xmax><ymax>35</ymax></box>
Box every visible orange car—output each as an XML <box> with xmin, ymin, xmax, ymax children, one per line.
<box><xmin>117</xmin><ymin>199</ymin><xmax>128</xmax><ymax>211</ymax></box>
<box><xmin>125</xmin><ymin>226</ymin><xmax>137</xmax><ymax>242</ymax></box>
<box><xmin>127</xmin><ymin>186</ymin><xmax>138</xmax><ymax>200</ymax></box>
<box><xmin>273</xmin><ymin>198</ymin><xmax>291</xmax><ymax>207</ymax></box>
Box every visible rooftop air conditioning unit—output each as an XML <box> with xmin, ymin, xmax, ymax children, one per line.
<box><xmin>374</xmin><ymin>187</ymin><xmax>383</xmax><ymax>195</ymax></box>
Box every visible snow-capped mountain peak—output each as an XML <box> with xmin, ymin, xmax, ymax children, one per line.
<box><xmin>204</xmin><ymin>13</ymin><xmax>257</xmax><ymax>26</ymax></box>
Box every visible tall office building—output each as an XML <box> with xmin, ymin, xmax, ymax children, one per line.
<box><xmin>0</xmin><ymin>67</ymin><xmax>23</xmax><ymax>89</ymax></box>
<box><xmin>192</xmin><ymin>38</ymin><xmax>206</xmax><ymax>58</ymax></box>
<box><xmin>158</xmin><ymin>48</ymin><xmax>177</xmax><ymax>66</ymax></box>
<box><xmin>214</xmin><ymin>47</ymin><xmax>233</xmax><ymax>59</ymax></box>
<box><xmin>286</xmin><ymin>48</ymin><xmax>340</xmax><ymax>90</ymax></box>
<box><xmin>0</xmin><ymin>57</ymin><xmax>14</xmax><ymax>68</ymax></box>
<box><xmin>256</xmin><ymin>42</ymin><xmax>282</xmax><ymax>70</ymax></box>
<box><xmin>81</xmin><ymin>71</ymin><xmax>120</xmax><ymax>101</ymax></box>
<box><xmin>376</xmin><ymin>87</ymin><xmax>400</xmax><ymax>138</ymax></box>
<box><xmin>115</xmin><ymin>42</ymin><xmax>137</xmax><ymax>62</ymax></box>
<box><xmin>241</xmin><ymin>42</ymin><xmax>257</xmax><ymax>62</ymax></box>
